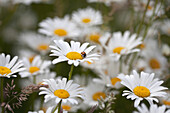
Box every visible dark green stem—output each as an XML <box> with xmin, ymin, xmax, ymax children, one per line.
<box><xmin>68</xmin><ymin>64</ymin><xmax>74</xmax><ymax>80</ymax></box>
<box><xmin>136</xmin><ymin>0</ymin><xmax>151</xmax><ymax>38</ymax></box>
<box><xmin>52</xmin><ymin>100</ymin><xmax>62</xmax><ymax>113</ymax></box>
<box><xmin>1</xmin><ymin>78</ymin><xmax>4</xmax><ymax>113</ymax></box>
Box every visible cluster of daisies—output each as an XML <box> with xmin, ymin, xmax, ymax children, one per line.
<box><xmin>0</xmin><ymin>0</ymin><xmax>170</xmax><ymax>113</ymax></box>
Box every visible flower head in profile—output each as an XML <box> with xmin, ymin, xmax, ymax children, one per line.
<box><xmin>50</xmin><ymin>40</ymin><xmax>99</xmax><ymax>66</ymax></box>
<box><xmin>121</xmin><ymin>70</ymin><xmax>167</xmax><ymax>107</ymax></box>
<box><xmin>39</xmin><ymin>78</ymin><xmax>84</xmax><ymax>105</ymax></box>
<box><xmin>0</xmin><ymin>53</ymin><xmax>25</xmax><ymax>78</ymax></box>
<box><xmin>105</xmin><ymin>31</ymin><xmax>142</xmax><ymax>60</ymax></box>
<box><xmin>19</xmin><ymin>56</ymin><xmax>51</xmax><ymax>78</ymax></box>
<box><xmin>38</xmin><ymin>16</ymin><xmax>79</xmax><ymax>39</ymax></box>
<box><xmin>72</xmin><ymin>7</ymin><xmax>102</xmax><ymax>27</ymax></box>
<box><xmin>133</xmin><ymin>103</ymin><xmax>170</xmax><ymax>113</ymax></box>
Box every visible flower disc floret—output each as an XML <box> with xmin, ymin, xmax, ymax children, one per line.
<box><xmin>133</xmin><ymin>86</ymin><xmax>150</xmax><ymax>98</ymax></box>
<box><xmin>54</xmin><ymin>89</ymin><xmax>70</xmax><ymax>99</ymax></box>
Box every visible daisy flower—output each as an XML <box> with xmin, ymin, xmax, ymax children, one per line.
<box><xmin>93</xmin><ymin>61</ymin><xmax>128</xmax><ymax>88</ymax></box>
<box><xmin>0</xmin><ymin>53</ymin><xmax>25</xmax><ymax>78</ymax></box>
<box><xmin>161</xmin><ymin>20</ymin><xmax>170</xmax><ymax>36</ymax></box>
<box><xmin>137</xmin><ymin>41</ymin><xmax>168</xmax><ymax>76</ymax></box>
<box><xmin>84</xmin><ymin>81</ymin><xmax>106</xmax><ymax>106</ymax></box>
<box><xmin>72</xmin><ymin>7</ymin><xmax>103</xmax><ymax>27</ymax></box>
<box><xmin>19</xmin><ymin>55</ymin><xmax>51</xmax><ymax>78</ymax></box>
<box><xmin>85</xmin><ymin>27</ymin><xmax>110</xmax><ymax>45</ymax></box>
<box><xmin>50</xmin><ymin>40</ymin><xmax>99</xmax><ymax>66</ymax></box>
<box><xmin>121</xmin><ymin>70</ymin><xmax>168</xmax><ymax>107</ymax></box>
<box><xmin>39</xmin><ymin>78</ymin><xmax>84</xmax><ymax>104</ymax></box>
<box><xmin>38</xmin><ymin>16</ymin><xmax>80</xmax><ymax>39</ymax></box>
<box><xmin>133</xmin><ymin>103</ymin><xmax>170</xmax><ymax>113</ymax></box>
<box><xmin>18</xmin><ymin>49</ymin><xmax>37</xmax><ymax>63</ymax></box>
<box><xmin>160</xmin><ymin>91</ymin><xmax>170</xmax><ymax>108</ymax></box>
<box><xmin>105</xmin><ymin>31</ymin><xmax>142</xmax><ymax>60</ymax></box>
<box><xmin>19</xmin><ymin>32</ymin><xmax>52</xmax><ymax>54</ymax></box>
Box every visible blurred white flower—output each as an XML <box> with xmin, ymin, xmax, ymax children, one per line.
<box><xmin>19</xmin><ymin>55</ymin><xmax>51</xmax><ymax>78</ymax></box>
<box><xmin>72</xmin><ymin>7</ymin><xmax>103</xmax><ymax>27</ymax></box>
<box><xmin>19</xmin><ymin>32</ymin><xmax>52</xmax><ymax>54</ymax></box>
<box><xmin>161</xmin><ymin>19</ymin><xmax>170</xmax><ymax>36</ymax></box>
<box><xmin>38</xmin><ymin>16</ymin><xmax>80</xmax><ymax>39</ymax></box>
<box><xmin>87</xmin><ymin>0</ymin><xmax>127</xmax><ymax>6</ymax></box>
<box><xmin>105</xmin><ymin>31</ymin><xmax>142</xmax><ymax>60</ymax></box>
<box><xmin>84</xmin><ymin>81</ymin><xmax>106</xmax><ymax>106</ymax></box>
<box><xmin>162</xmin><ymin>44</ymin><xmax>170</xmax><ymax>56</ymax></box>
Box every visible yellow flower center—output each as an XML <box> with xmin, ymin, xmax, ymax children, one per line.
<box><xmin>62</xmin><ymin>105</ymin><xmax>71</xmax><ymax>111</ymax></box>
<box><xmin>111</xmin><ymin>77</ymin><xmax>121</xmax><ymax>86</ymax></box>
<box><xmin>66</xmin><ymin>52</ymin><xmax>83</xmax><ymax>60</ymax></box>
<box><xmin>133</xmin><ymin>86</ymin><xmax>150</xmax><ymax>98</ymax></box>
<box><xmin>113</xmin><ymin>47</ymin><xmax>125</xmax><ymax>54</ymax></box>
<box><xmin>29</xmin><ymin>67</ymin><xmax>40</xmax><ymax>74</ymax></box>
<box><xmin>163</xmin><ymin>100</ymin><xmax>170</xmax><ymax>106</ymax></box>
<box><xmin>54</xmin><ymin>89</ymin><xmax>70</xmax><ymax>99</ymax></box>
<box><xmin>147</xmin><ymin>5</ymin><xmax>153</xmax><ymax>10</ymax></box>
<box><xmin>38</xmin><ymin>44</ymin><xmax>49</xmax><ymax>51</ymax></box>
<box><xmin>139</xmin><ymin>43</ymin><xmax>145</xmax><ymax>49</ymax></box>
<box><xmin>149</xmin><ymin>58</ymin><xmax>160</xmax><ymax>69</ymax></box>
<box><xmin>54</xmin><ymin>29</ymin><xmax>67</xmax><ymax>36</ymax></box>
<box><xmin>82</xmin><ymin>18</ymin><xmax>91</xmax><ymax>23</ymax></box>
<box><xmin>0</xmin><ymin>66</ymin><xmax>11</xmax><ymax>76</ymax></box>
<box><xmin>89</xmin><ymin>34</ymin><xmax>101</xmax><ymax>44</ymax></box>
<box><xmin>29</xmin><ymin>56</ymin><xmax>35</xmax><ymax>63</ymax></box>
<box><xmin>92</xmin><ymin>92</ymin><xmax>106</xmax><ymax>101</ymax></box>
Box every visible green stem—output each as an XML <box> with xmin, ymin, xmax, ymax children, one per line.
<box><xmin>68</xmin><ymin>64</ymin><xmax>74</xmax><ymax>80</ymax></box>
<box><xmin>142</xmin><ymin>0</ymin><xmax>159</xmax><ymax>41</ymax></box>
<box><xmin>1</xmin><ymin>78</ymin><xmax>4</xmax><ymax>113</ymax></box>
<box><xmin>33</xmin><ymin>76</ymin><xmax>36</xmax><ymax>84</ymax></box>
<box><xmin>136</xmin><ymin>0</ymin><xmax>151</xmax><ymax>38</ymax></box>
<box><xmin>57</xmin><ymin>100</ymin><xmax>62</xmax><ymax>113</ymax></box>
<box><xmin>52</xmin><ymin>100</ymin><xmax>62</xmax><ymax>113</ymax></box>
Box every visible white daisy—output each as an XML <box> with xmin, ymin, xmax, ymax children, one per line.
<box><xmin>161</xmin><ymin>20</ymin><xmax>170</xmax><ymax>36</ymax></box>
<box><xmin>137</xmin><ymin>40</ymin><xmax>168</xmax><ymax>76</ymax></box>
<box><xmin>50</xmin><ymin>40</ymin><xmax>99</xmax><ymax>66</ymax></box>
<box><xmin>39</xmin><ymin>78</ymin><xmax>84</xmax><ymax>104</ymax></box>
<box><xmin>85</xmin><ymin>27</ymin><xmax>110</xmax><ymax>45</ymax></box>
<box><xmin>160</xmin><ymin>91</ymin><xmax>170</xmax><ymax>108</ymax></box>
<box><xmin>105</xmin><ymin>31</ymin><xmax>142</xmax><ymax>60</ymax></box>
<box><xmin>0</xmin><ymin>53</ymin><xmax>25</xmax><ymax>78</ymax></box>
<box><xmin>72</xmin><ymin>7</ymin><xmax>103</xmax><ymax>27</ymax></box>
<box><xmin>93</xmin><ymin>61</ymin><xmax>128</xmax><ymax>88</ymax></box>
<box><xmin>121</xmin><ymin>70</ymin><xmax>168</xmax><ymax>107</ymax></box>
<box><xmin>84</xmin><ymin>81</ymin><xmax>106</xmax><ymax>106</ymax></box>
<box><xmin>19</xmin><ymin>70</ymin><xmax>56</xmax><ymax>88</ymax></box>
<box><xmin>18</xmin><ymin>49</ymin><xmax>37</xmax><ymax>63</ymax></box>
<box><xmin>133</xmin><ymin>103</ymin><xmax>170</xmax><ymax>113</ymax></box>
<box><xmin>19</xmin><ymin>32</ymin><xmax>52</xmax><ymax>54</ymax></box>
<box><xmin>19</xmin><ymin>55</ymin><xmax>51</xmax><ymax>78</ymax></box>
<box><xmin>38</xmin><ymin>16</ymin><xmax>80</xmax><ymax>39</ymax></box>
